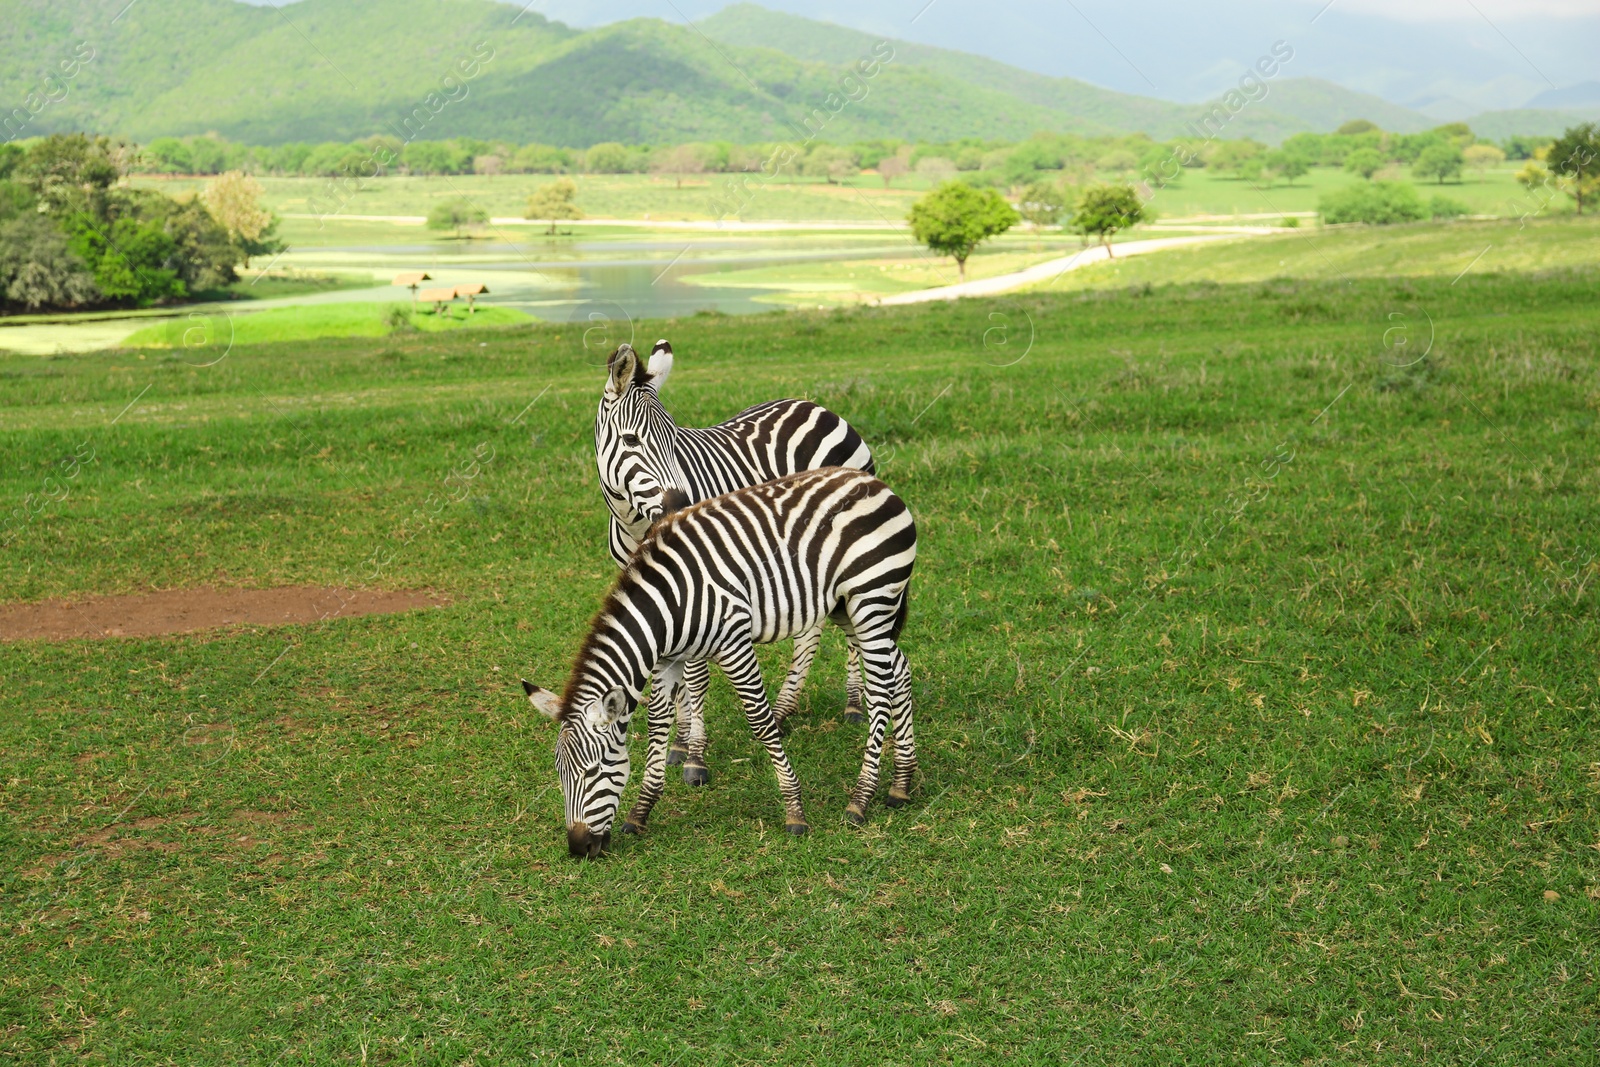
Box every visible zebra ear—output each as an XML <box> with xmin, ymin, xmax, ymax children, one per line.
<box><xmin>646</xmin><ymin>340</ymin><xmax>673</xmax><ymax>392</ymax></box>
<box><xmin>522</xmin><ymin>680</ymin><xmax>562</xmax><ymax>719</ymax></box>
<box><xmin>593</xmin><ymin>687</ymin><xmax>630</xmax><ymax>727</ymax></box>
<box><xmin>606</xmin><ymin>344</ymin><xmax>639</xmax><ymax>399</ymax></box>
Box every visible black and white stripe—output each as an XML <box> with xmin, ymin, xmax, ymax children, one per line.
<box><xmin>523</xmin><ymin>467</ymin><xmax>917</xmax><ymax>858</ymax></box>
<box><xmin>592</xmin><ymin>340</ymin><xmax>876</xmax><ymax>783</ymax></box>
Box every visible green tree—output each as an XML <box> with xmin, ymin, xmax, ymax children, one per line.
<box><xmin>1462</xmin><ymin>143</ymin><xmax>1505</xmax><ymax>174</ymax></box>
<box><xmin>1336</xmin><ymin>119</ymin><xmax>1380</xmax><ymax>135</ymax></box>
<box><xmin>1547</xmin><ymin>122</ymin><xmax>1600</xmax><ymax>215</ymax></box>
<box><xmin>1413</xmin><ymin>144</ymin><xmax>1464</xmax><ymax>184</ymax></box>
<box><xmin>1072</xmin><ymin>184</ymin><xmax>1149</xmax><ymax>257</ymax></box>
<box><xmin>908</xmin><ymin>181</ymin><xmax>1019</xmax><ymax>280</ymax></box>
<box><xmin>201</xmin><ymin>171</ymin><xmax>284</xmax><ymax>268</ymax></box>
<box><xmin>524</xmin><ymin>178</ymin><xmax>583</xmax><ymax>235</ymax></box>
<box><xmin>0</xmin><ymin>214</ymin><xmax>100</xmax><ymax>311</ymax></box>
<box><xmin>427</xmin><ymin>200</ymin><xmax>488</xmax><ymax>239</ymax></box>
<box><xmin>1318</xmin><ymin>181</ymin><xmax>1426</xmax><ymax>225</ymax></box>
<box><xmin>1265</xmin><ymin>151</ymin><xmax>1310</xmax><ymax>185</ymax></box>
<box><xmin>1344</xmin><ymin>148</ymin><xmax>1385</xmax><ymax>179</ymax></box>
<box><xmin>1209</xmin><ymin>139</ymin><xmax>1266</xmax><ymax>180</ymax></box>
<box><xmin>17</xmin><ymin>134</ymin><xmax>123</xmax><ymax>213</ymax></box>
<box><xmin>1017</xmin><ymin>181</ymin><xmax>1068</xmax><ymax>229</ymax></box>
<box><xmin>584</xmin><ymin>142</ymin><xmax>631</xmax><ymax>174</ymax></box>
<box><xmin>68</xmin><ymin>216</ymin><xmax>185</xmax><ymax>304</ymax></box>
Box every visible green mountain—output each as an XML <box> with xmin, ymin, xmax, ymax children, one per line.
<box><xmin>0</xmin><ymin>0</ymin><xmax>1487</xmax><ymax>146</ymax></box>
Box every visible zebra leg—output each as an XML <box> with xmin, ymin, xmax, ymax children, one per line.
<box><xmin>883</xmin><ymin>646</ymin><xmax>916</xmax><ymax>808</ymax></box>
<box><xmin>668</xmin><ymin>658</ymin><xmax>708</xmax><ymax>769</ymax></box>
<box><xmin>716</xmin><ymin>639</ymin><xmax>808</xmax><ymax>835</ymax></box>
<box><xmin>624</xmin><ymin>661</ymin><xmax>684</xmax><ymax>834</ymax></box>
<box><xmin>844</xmin><ymin>642</ymin><xmax>866</xmax><ymax>724</ymax></box>
<box><xmin>772</xmin><ymin>621</ymin><xmax>824</xmax><ymax>728</ymax></box>
<box><xmin>678</xmin><ymin>658</ymin><xmax>711</xmax><ymax>787</ymax></box>
<box><xmin>845</xmin><ymin>637</ymin><xmax>896</xmax><ymax>824</ymax></box>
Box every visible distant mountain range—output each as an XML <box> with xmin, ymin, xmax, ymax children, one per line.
<box><xmin>3</xmin><ymin>0</ymin><xmax>1595</xmax><ymax>147</ymax></box>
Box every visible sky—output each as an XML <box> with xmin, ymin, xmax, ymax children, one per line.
<box><xmin>239</xmin><ymin>0</ymin><xmax>1600</xmax><ymax>114</ymax></box>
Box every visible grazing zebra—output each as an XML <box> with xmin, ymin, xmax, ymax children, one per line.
<box><xmin>592</xmin><ymin>340</ymin><xmax>875</xmax><ymax>786</ymax></box>
<box><xmin>522</xmin><ymin>467</ymin><xmax>917</xmax><ymax>858</ymax></box>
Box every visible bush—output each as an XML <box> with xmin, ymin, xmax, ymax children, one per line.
<box><xmin>1318</xmin><ymin>181</ymin><xmax>1426</xmax><ymax>225</ymax></box>
<box><xmin>0</xmin><ymin>214</ymin><xmax>100</xmax><ymax>311</ymax></box>
<box><xmin>1429</xmin><ymin>195</ymin><xmax>1469</xmax><ymax>219</ymax></box>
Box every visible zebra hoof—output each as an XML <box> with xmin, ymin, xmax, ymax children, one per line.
<box><xmin>843</xmin><ymin>705</ymin><xmax>866</xmax><ymax>724</ymax></box>
<box><xmin>666</xmin><ymin>746</ymin><xmax>689</xmax><ymax>767</ymax></box>
<box><xmin>682</xmin><ymin>763</ymin><xmax>710</xmax><ymax>787</ymax></box>
<box><xmin>844</xmin><ymin>805</ymin><xmax>866</xmax><ymax>826</ymax></box>
<box><xmin>786</xmin><ymin>820</ymin><xmax>809</xmax><ymax>836</ymax></box>
<box><xmin>621</xmin><ymin>820</ymin><xmax>645</xmax><ymax>835</ymax></box>
<box><xmin>885</xmin><ymin>787</ymin><xmax>912</xmax><ymax>809</ymax></box>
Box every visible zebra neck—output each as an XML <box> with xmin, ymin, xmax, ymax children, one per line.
<box><xmin>567</xmin><ymin>580</ymin><xmax>668</xmax><ymax>711</ymax></box>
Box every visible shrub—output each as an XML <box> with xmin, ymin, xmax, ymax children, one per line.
<box><xmin>1319</xmin><ymin>181</ymin><xmax>1426</xmax><ymax>225</ymax></box>
<box><xmin>1429</xmin><ymin>195</ymin><xmax>1469</xmax><ymax>219</ymax></box>
<box><xmin>0</xmin><ymin>214</ymin><xmax>100</xmax><ymax>310</ymax></box>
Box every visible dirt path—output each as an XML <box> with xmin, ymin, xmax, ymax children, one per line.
<box><xmin>0</xmin><ymin>587</ymin><xmax>447</xmax><ymax>641</ymax></box>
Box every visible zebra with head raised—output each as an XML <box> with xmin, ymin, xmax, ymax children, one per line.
<box><xmin>523</xmin><ymin>466</ymin><xmax>917</xmax><ymax>858</ymax></box>
<box><xmin>592</xmin><ymin>340</ymin><xmax>875</xmax><ymax>786</ymax></box>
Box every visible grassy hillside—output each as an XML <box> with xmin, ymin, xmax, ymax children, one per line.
<box><xmin>2</xmin><ymin>271</ymin><xmax>1596</xmax><ymax>1062</ymax></box>
<box><xmin>4</xmin><ymin>0</ymin><xmax>1468</xmax><ymax>146</ymax></box>
<box><xmin>700</xmin><ymin>3</ymin><xmax>1436</xmax><ymax>139</ymax></box>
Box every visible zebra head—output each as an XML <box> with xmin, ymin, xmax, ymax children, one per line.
<box><xmin>595</xmin><ymin>341</ymin><xmax>690</xmax><ymax>538</ymax></box>
<box><xmin>523</xmin><ymin>679</ymin><xmax>631</xmax><ymax>859</ymax></box>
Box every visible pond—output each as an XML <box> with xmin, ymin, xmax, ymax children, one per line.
<box><xmin>0</xmin><ymin>232</ymin><xmax>915</xmax><ymax>354</ymax></box>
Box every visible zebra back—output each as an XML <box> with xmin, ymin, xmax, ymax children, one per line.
<box><xmin>595</xmin><ymin>340</ymin><xmax>874</xmax><ymax>565</ymax></box>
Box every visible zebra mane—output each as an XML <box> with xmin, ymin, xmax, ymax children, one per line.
<box><xmin>558</xmin><ymin>568</ymin><xmax>652</xmax><ymax>721</ymax></box>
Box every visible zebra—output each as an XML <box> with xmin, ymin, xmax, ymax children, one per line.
<box><xmin>592</xmin><ymin>340</ymin><xmax>875</xmax><ymax>787</ymax></box>
<box><xmin>522</xmin><ymin>466</ymin><xmax>917</xmax><ymax>858</ymax></box>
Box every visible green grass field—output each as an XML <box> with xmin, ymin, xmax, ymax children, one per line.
<box><xmin>135</xmin><ymin>163</ymin><xmax>1539</xmax><ymax>226</ymax></box>
<box><xmin>121</xmin><ymin>303</ymin><xmax>535</xmax><ymax>349</ymax></box>
<box><xmin>2</xmin><ymin>269</ymin><xmax>1597</xmax><ymax>1062</ymax></box>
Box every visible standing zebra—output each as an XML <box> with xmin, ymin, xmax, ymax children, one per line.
<box><xmin>593</xmin><ymin>340</ymin><xmax>875</xmax><ymax>786</ymax></box>
<box><xmin>522</xmin><ymin>467</ymin><xmax>917</xmax><ymax>858</ymax></box>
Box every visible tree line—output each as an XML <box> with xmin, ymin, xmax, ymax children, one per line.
<box><xmin>116</xmin><ymin>123</ymin><xmax>1564</xmax><ymax>188</ymax></box>
<box><xmin>0</xmin><ymin>135</ymin><xmax>282</xmax><ymax>313</ymax></box>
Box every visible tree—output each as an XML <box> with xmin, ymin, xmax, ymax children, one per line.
<box><xmin>801</xmin><ymin>144</ymin><xmax>858</xmax><ymax>184</ymax></box>
<box><xmin>427</xmin><ymin>200</ymin><xmax>488</xmax><ymax>239</ymax></box>
<box><xmin>1265</xmin><ymin>151</ymin><xmax>1310</xmax><ymax>185</ymax></box>
<box><xmin>877</xmin><ymin>155</ymin><xmax>908</xmax><ymax>187</ymax></box>
<box><xmin>1071</xmin><ymin>184</ymin><xmax>1149</xmax><ymax>257</ymax></box>
<box><xmin>0</xmin><ymin>214</ymin><xmax>100</xmax><ymax>310</ymax></box>
<box><xmin>17</xmin><ymin>134</ymin><xmax>123</xmax><ymax>213</ymax></box>
<box><xmin>584</xmin><ymin>142</ymin><xmax>631</xmax><ymax>174</ymax></box>
<box><xmin>1413</xmin><ymin>144</ymin><xmax>1464</xmax><ymax>184</ymax></box>
<box><xmin>510</xmin><ymin>143</ymin><xmax>572</xmax><ymax>174</ymax></box>
<box><xmin>1336</xmin><ymin>119</ymin><xmax>1380</xmax><ymax>135</ymax></box>
<box><xmin>1017</xmin><ymin>181</ymin><xmax>1067</xmax><ymax>229</ymax></box>
<box><xmin>908</xmin><ymin>181</ymin><xmax>1019</xmax><ymax>280</ymax></box>
<box><xmin>201</xmin><ymin>171</ymin><xmax>284</xmax><ymax>268</ymax></box>
<box><xmin>68</xmin><ymin>216</ymin><xmax>185</xmax><ymax>304</ymax></box>
<box><xmin>1547</xmin><ymin>122</ymin><xmax>1600</xmax><ymax>215</ymax></box>
<box><xmin>1318</xmin><ymin>181</ymin><xmax>1426</xmax><ymax>225</ymax></box>
<box><xmin>1209</xmin><ymin>139</ymin><xmax>1266</xmax><ymax>180</ymax></box>
<box><xmin>650</xmin><ymin>144</ymin><xmax>707</xmax><ymax>189</ymax></box>
<box><xmin>524</xmin><ymin>178</ymin><xmax>583</xmax><ymax>235</ymax></box>
<box><xmin>1343</xmin><ymin>148</ymin><xmax>1385</xmax><ymax>179</ymax></box>
<box><xmin>1463</xmin><ymin>143</ymin><xmax>1506</xmax><ymax>174</ymax></box>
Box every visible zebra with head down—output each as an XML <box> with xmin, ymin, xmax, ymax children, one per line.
<box><xmin>524</xmin><ymin>466</ymin><xmax>918</xmax><ymax>857</ymax></box>
<box><xmin>591</xmin><ymin>340</ymin><xmax>875</xmax><ymax>785</ymax></box>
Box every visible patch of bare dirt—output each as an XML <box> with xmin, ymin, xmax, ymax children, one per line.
<box><xmin>0</xmin><ymin>586</ymin><xmax>448</xmax><ymax>641</ymax></box>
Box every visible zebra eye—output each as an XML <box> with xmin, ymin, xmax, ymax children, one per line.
<box><xmin>620</xmin><ymin>433</ymin><xmax>642</xmax><ymax>448</ymax></box>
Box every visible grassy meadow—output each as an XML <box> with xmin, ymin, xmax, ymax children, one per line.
<box><xmin>2</xmin><ymin>266</ymin><xmax>1598</xmax><ymax>1062</ymax></box>
<box><xmin>135</xmin><ymin>162</ymin><xmax>1538</xmax><ymax>226</ymax></box>
<box><xmin>121</xmin><ymin>303</ymin><xmax>535</xmax><ymax>349</ymax></box>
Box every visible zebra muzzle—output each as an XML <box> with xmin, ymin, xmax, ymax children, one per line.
<box><xmin>567</xmin><ymin>822</ymin><xmax>610</xmax><ymax>860</ymax></box>
<box><xmin>659</xmin><ymin>488</ymin><xmax>690</xmax><ymax>516</ymax></box>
